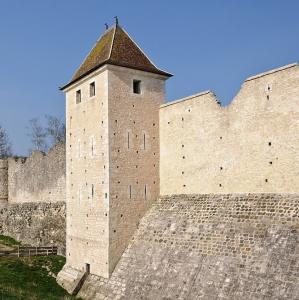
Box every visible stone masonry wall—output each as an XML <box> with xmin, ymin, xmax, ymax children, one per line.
<box><xmin>7</xmin><ymin>142</ymin><xmax>65</xmax><ymax>203</ymax></box>
<box><xmin>108</xmin><ymin>65</ymin><xmax>165</xmax><ymax>275</ymax></box>
<box><xmin>78</xmin><ymin>193</ymin><xmax>299</xmax><ymax>300</ymax></box>
<box><xmin>160</xmin><ymin>64</ymin><xmax>299</xmax><ymax>195</ymax></box>
<box><xmin>0</xmin><ymin>201</ymin><xmax>65</xmax><ymax>253</ymax></box>
<box><xmin>64</xmin><ymin>67</ymin><xmax>110</xmax><ymax>278</ymax></box>
<box><xmin>0</xmin><ymin>159</ymin><xmax>8</xmax><ymax>205</ymax></box>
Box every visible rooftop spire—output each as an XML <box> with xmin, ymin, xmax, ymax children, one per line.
<box><xmin>114</xmin><ymin>16</ymin><xmax>119</xmax><ymax>26</ymax></box>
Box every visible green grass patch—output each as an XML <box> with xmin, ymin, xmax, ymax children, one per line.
<box><xmin>0</xmin><ymin>255</ymin><xmax>79</xmax><ymax>300</ymax></box>
<box><xmin>0</xmin><ymin>235</ymin><xmax>21</xmax><ymax>247</ymax></box>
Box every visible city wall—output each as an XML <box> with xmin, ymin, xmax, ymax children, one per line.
<box><xmin>0</xmin><ymin>201</ymin><xmax>65</xmax><ymax>253</ymax></box>
<box><xmin>78</xmin><ymin>193</ymin><xmax>299</xmax><ymax>299</ymax></box>
<box><xmin>0</xmin><ymin>159</ymin><xmax>8</xmax><ymax>205</ymax></box>
<box><xmin>2</xmin><ymin>142</ymin><xmax>66</xmax><ymax>204</ymax></box>
<box><xmin>160</xmin><ymin>64</ymin><xmax>299</xmax><ymax>195</ymax></box>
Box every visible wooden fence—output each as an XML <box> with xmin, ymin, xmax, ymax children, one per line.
<box><xmin>0</xmin><ymin>246</ymin><xmax>57</xmax><ymax>257</ymax></box>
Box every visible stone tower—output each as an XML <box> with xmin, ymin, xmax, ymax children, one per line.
<box><xmin>58</xmin><ymin>23</ymin><xmax>171</xmax><ymax>287</ymax></box>
<box><xmin>0</xmin><ymin>159</ymin><xmax>8</xmax><ymax>206</ymax></box>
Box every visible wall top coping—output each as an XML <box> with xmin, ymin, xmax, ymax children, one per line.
<box><xmin>160</xmin><ymin>90</ymin><xmax>212</xmax><ymax>109</ymax></box>
<box><xmin>245</xmin><ymin>63</ymin><xmax>298</xmax><ymax>82</ymax></box>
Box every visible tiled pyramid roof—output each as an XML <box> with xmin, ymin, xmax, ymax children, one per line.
<box><xmin>61</xmin><ymin>24</ymin><xmax>172</xmax><ymax>90</ymax></box>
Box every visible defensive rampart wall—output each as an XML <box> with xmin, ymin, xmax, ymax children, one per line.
<box><xmin>160</xmin><ymin>64</ymin><xmax>299</xmax><ymax>195</ymax></box>
<box><xmin>0</xmin><ymin>159</ymin><xmax>8</xmax><ymax>205</ymax></box>
<box><xmin>78</xmin><ymin>193</ymin><xmax>299</xmax><ymax>300</ymax></box>
<box><xmin>6</xmin><ymin>142</ymin><xmax>65</xmax><ymax>203</ymax></box>
<box><xmin>0</xmin><ymin>201</ymin><xmax>65</xmax><ymax>253</ymax></box>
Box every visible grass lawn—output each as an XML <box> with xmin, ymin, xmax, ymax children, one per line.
<box><xmin>0</xmin><ymin>235</ymin><xmax>21</xmax><ymax>252</ymax></box>
<box><xmin>0</xmin><ymin>235</ymin><xmax>21</xmax><ymax>247</ymax></box>
<box><xmin>0</xmin><ymin>235</ymin><xmax>78</xmax><ymax>300</ymax></box>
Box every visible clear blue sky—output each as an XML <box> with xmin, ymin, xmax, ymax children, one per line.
<box><xmin>0</xmin><ymin>0</ymin><xmax>298</xmax><ymax>155</ymax></box>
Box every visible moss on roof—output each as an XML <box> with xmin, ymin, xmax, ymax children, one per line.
<box><xmin>62</xmin><ymin>25</ymin><xmax>172</xmax><ymax>90</ymax></box>
<box><xmin>71</xmin><ymin>27</ymin><xmax>114</xmax><ymax>82</ymax></box>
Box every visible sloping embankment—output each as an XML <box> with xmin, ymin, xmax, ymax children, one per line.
<box><xmin>79</xmin><ymin>194</ymin><xmax>299</xmax><ymax>300</ymax></box>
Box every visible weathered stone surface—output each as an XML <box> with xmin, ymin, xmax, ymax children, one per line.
<box><xmin>78</xmin><ymin>194</ymin><xmax>299</xmax><ymax>300</ymax></box>
<box><xmin>0</xmin><ymin>159</ymin><xmax>8</xmax><ymax>205</ymax></box>
<box><xmin>160</xmin><ymin>64</ymin><xmax>299</xmax><ymax>195</ymax></box>
<box><xmin>57</xmin><ymin>265</ymin><xmax>86</xmax><ymax>295</ymax></box>
<box><xmin>64</xmin><ymin>63</ymin><xmax>165</xmax><ymax>278</ymax></box>
<box><xmin>0</xmin><ymin>201</ymin><xmax>65</xmax><ymax>254</ymax></box>
<box><xmin>7</xmin><ymin>142</ymin><xmax>65</xmax><ymax>204</ymax></box>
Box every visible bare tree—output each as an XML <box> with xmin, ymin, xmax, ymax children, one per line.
<box><xmin>27</xmin><ymin>118</ymin><xmax>48</xmax><ymax>152</ymax></box>
<box><xmin>0</xmin><ymin>125</ymin><xmax>12</xmax><ymax>158</ymax></box>
<box><xmin>45</xmin><ymin>115</ymin><xmax>66</xmax><ymax>147</ymax></box>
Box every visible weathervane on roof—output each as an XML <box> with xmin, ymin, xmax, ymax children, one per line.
<box><xmin>114</xmin><ymin>16</ymin><xmax>119</xmax><ymax>26</ymax></box>
<box><xmin>105</xmin><ymin>23</ymin><xmax>108</xmax><ymax>30</ymax></box>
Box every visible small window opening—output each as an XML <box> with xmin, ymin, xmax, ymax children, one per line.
<box><xmin>267</xmin><ymin>95</ymin><xmax>270</xmax><ymax>100</ymax></box>
<box><xmin>143</xmin><ymin>134</ymin><xmax>146</xmax><ymax>150</ymax></box>
<box><xmin>268</xmin><ymin>142</ymin><xmax>272</xmax><ymax>146</ymax></box>
<box><xmin>269</xmin><ymin>161</ymin><xmax>273</xmax><ymax>165</ymax></box>
<box><xmin>127</xmin><ymin>132</ymin><xmax>130</xmax><ymax>149</ymax></box>
<box><xmin>90</xmin><ymin>82</ymin><xmax>95</xmax><ymax>97</ymax></box>
<box><xmin>133</xmin><ymin>80</ymin><xmax>141</xmax><ymax>94</ymax></box>
<box><xmin>129</xmin><ymin>185</ymin><xmax>132</xmax><ymax>199</ymax></box>
<box><xmin>76</xmin><ymin>90</ymin><xmax>81</xmax><ymax>104</ymax></box>
<box><xmin>144</xmin><ymin>185</ymin><xmax>147</xmax><ymax>200</ymax></box>
<box><xmin>91</xmin><ymin>184</ymin><xmax>94</xmax><ymax>199</ymax></box>
<box><xmin>105</xmin><ymin>193</ymin><xmax>107</xmax><ymax>199</ymax></box>
<box><xmin>265</xmin><ymin>179</ymin><xmax>268</xmax><ymax>183</ymax></box>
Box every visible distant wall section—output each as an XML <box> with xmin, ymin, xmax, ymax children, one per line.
<box><xmin>0</xmin><ymin>159</ymin><xmax>8</xmax><ymax>205</ymax></box>
<box><xmin>0</xmin><ymin>201</ymin><xmax>65</xmax><ymax>253</ymax></box>
<box><xmin>160</xmin><ymin>64</ymin><xmax>299</xmax><ymax>195</ymax></box>
<box><xmin>7</xmin><ymin>142</ymin><xmax>65</xmax><ymax>203</ymax></box>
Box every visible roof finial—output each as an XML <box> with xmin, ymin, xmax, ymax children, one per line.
<box><xmin>114</xmin><ymin>16</ymin><xmax>119</xmax><ymax>26</ymax></box>
<box><xmin>105</xmin><ymin>23</ymin><xmax>108</xmax><ymax>30</ymax></box>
